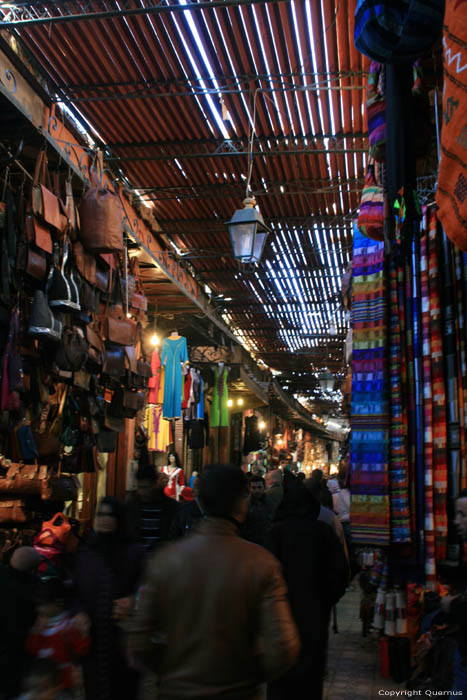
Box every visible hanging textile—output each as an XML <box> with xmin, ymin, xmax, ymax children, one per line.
<box><xmin>161</xmin><ymin>336</ymin><xmax>188</xmax><ymax>420</ymax></box>
<box><xmin>350</xmin><ymin>225</ymin><xmax>390</xmax><ymax>545</ymax></box>
<box><xmin>145</xmin><ymin>405</ymin><xmax>172</xmax><ymax>452</ymax></box>
<box><xmin>148</xmin><ymin>350</ymin><xmax>162</xmax><ymax>405</ymax></box>
<box><xmin>420</xmin><ymin>220</ymin><xmax>436</xmax><ymax>587</ymax></box>
<box><xmin>211</xmin><ymin>363</ymin><xmax>229</xmax><ymax>428</ymax></box>
<box><xmin>388</xmin><ymin>242</ymin><xmax>411</xmax><ymax>544</ymax></box>
<box><xmin>428</xmin><ymin>209</ymin><xmax>448</xmax><ymax>561</ymax></box>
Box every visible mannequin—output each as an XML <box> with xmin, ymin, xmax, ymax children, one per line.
<box><xmin>161</xmin><ymin>451</ymin><xmax>184</xmax><ymax>501</ymax></box>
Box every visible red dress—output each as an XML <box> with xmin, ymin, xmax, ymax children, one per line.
<box><xmin>162</xmin><ymin>466</ymin><xmax>185</xmax><ymax>501</ymax></box>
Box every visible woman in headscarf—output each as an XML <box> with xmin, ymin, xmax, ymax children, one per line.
<box><xmin>73</xmin><ymin>497</ymin><xmax>144</xmax><ymax>700</ymax></box>
<box><xmin>267</xmin><ymin>479</ymin><xmax>348</xmax><ymax>700</ymax></box>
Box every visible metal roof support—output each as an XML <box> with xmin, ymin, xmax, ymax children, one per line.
<box><xmin>0</xmin><ymin>0</ymin><xmax>289</xmax><ymax>27</ymax></box>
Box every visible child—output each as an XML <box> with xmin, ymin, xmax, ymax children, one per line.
<box><xmin>26</xmin><ymin>578</ymin><xmax>90</xmax><ymax>694</ymax></box>
<box><xmin>16</xmin><ymin>658</ymin><xmax>70</xmax><ymax>700</ymax></box>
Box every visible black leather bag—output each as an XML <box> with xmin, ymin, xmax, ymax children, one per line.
<box><xmin>54</xmin><ymin>326</ymin><xmax>88</xmax><ymax>378</ymax></box>
<box><xmin>97</xmin><ymin>429</ymin><xmax>118</xmax><ymax>453</ymax></box>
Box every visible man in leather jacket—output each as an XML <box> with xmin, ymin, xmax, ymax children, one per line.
<box><xmin>129</xmin><ymin>464</ymin><xmax>300</xmax><ymax>700</ymax></box>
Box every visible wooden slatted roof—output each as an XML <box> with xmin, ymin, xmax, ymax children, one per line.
<box><xmin>1</xmin><ymin>0</ymin><xmax>370</xmax><ymax>383</ymax></box>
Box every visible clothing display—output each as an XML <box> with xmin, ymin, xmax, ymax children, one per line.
<box><xmin>187</xmin><ymin>417</ymin><xmax>210</xmax><ymax>450</ymax></box>
<box><xmin>211</xmin><ymin>363</ymin><xmax>230</xmax><ymax>428</ymax></box>
<box><xmin>350</xmin><ymin>225</ymin><xmax>390</xmax><ymax>546</ymax></box>
<box><xmin>145</xmin><ymin>404</ymin><xmax>172</xmax><ymax>452</ymax></box>
<box><xmin>161</xmin><ymin>336</ymin><xmax>188</xmax><ymax>419</ymax></box>
<box><xmin>162</xmin><ymin>465</ymin><xmax>185</xmax><ymax>500</ymax></box>
<box><xmin>148</xmin><ymin>350</ymin><xmax>162</xmax><ymax>405</ymax></box>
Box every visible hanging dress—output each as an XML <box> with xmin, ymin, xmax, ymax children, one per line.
<box><xmin>161</xmin><ymin>336</ymin><xmax>188</xmax><ymax>419</ymax></box>
<box><xmin>211</xmin><ymin>364</ymin><xmax>230</xmax><ymax>428</ymax></box>
<box><xmin>148</xmin><ymin>350</ymin><xmax>162</xmax><ymax>405</ymax></box>
<box><xmin>145</xmin><ymin>405</ymin><xmax>172</xmax><ymax>452</ymax></box>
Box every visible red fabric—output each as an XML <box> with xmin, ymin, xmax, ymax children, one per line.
<box><xmin>148</xmin><ymin>350</ymin><xmax>161</xmax><ymax>404</ymax></box>
<box><xmin>27</xmin><ymin>614</ymin><xmax>90</xmax><ymax>689</ymax></box>
<box><xmin>182</xmin><ymin>373</ymin><xmax>192</xmax><ymax>410</ymax></box>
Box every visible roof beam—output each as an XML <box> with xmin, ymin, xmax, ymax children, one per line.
<box><xmin>105</xmin><ymin>134</ymin><xmax>367</xmax><ymax>162</ymax></box>
<box><xmin>158</xmin><ymin>215</ymin><xmax>354</xmax><ymax>234</ymax></box>
<box><xmin>0</xmin><ymin>0</ymin><xmax>291</xmax><ymax>27</ymax></box>
<box><xmin>137</xmin><ymin>177</ymin><xmax>363</xmax><ymax>201</ymax></box>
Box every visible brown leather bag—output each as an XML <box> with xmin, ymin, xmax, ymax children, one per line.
<box><xmin>123</xmin><ymin>390</ymin><xmax>144</xmax><ymax>418</ymax></box>
<box><xmin>86</xmin><ymin>323</ymin><xmax>104</xmax><ymax>368</ymax></box>
<box><xmin>0</xmin><ymin>462</ymin><xmax>49</xmax><ymax>496</ymax></box>
<box><xmin>104</xmin><ymin>313</ymin><xmax>137</xmax><ymax>346</ymax></box>
<box><xmin>32</xmin><ymin>151</ymin><xmax>63</xmax><ymax>231</ymax></box>
<box><xmin>73</xmin><ymin>241</ymin><xmax>96</xmax><ymax>287</ymax></box>
<box><xmin>80</xmin><ymin>171</ymin><xmax>123</xmax><ymax>253</ymax></box>
<box><xmin>0</xmin><ymin>499</ymin><xmax>27</xmax><ymax>524</ymax></box>
<box><xmin>32</xmin><ymin>388</ymin><xmax>68</xmax><ymax>458</ymax></box>
<box><xmin>26</xmin><ymin>248</ymin><xmax>47</xmax><ymax>281</ymax></box>
<box><xmin>129</xmin><ymin>258</ymin><xmax>148</xmax><ymax>311</ymax></box>
<box><xmin>103</xmin><ymin>344</ymin><xmax>126</xmax><ymax>377</ymax></box>
<box><xmin>26</xmin><ymin>213</ymin><xmax>52</xmax><ymax>255</ymax></box>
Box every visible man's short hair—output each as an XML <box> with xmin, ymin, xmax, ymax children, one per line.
<box><xmin>199</xmin><ymin>465</ymin><xmax>249</xmax><ymax>518</ymax></box>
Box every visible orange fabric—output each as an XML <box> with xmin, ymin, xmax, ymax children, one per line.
<box><xmin>436</xmin><ymin>0</ymin><xmax>467</xmax><ymax>246</ymax></box>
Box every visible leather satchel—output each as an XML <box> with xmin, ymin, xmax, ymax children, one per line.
<box><xmin>0</xmin><ymin>462</ymin><xmax>49</xmax><ymax>496</ymax></box>
<box><xmin>86</xmin><ymin>323</ymin><xmax>104</xmax><ymax>369</ymax></box>
<box><xmin>104</xmin><ymin>406</ymin><xmax>125</xmax><ymax>433</ymax></box>
<box><xmin>103</xmin><ymin>312</ymin><xmax>136</xmax><ymax>347</ymax></box>
<box><xmin>32</xmin><ymin>151</ymin><xmax>63</xmax><ymax>231</ymax></box>
<box><xmin>80</xmin><ymin>172</ymin><xmax>124</xmax><ymax>253</ymax></box>
<box><xmin>26</xmin><ymin>213</ymin><xmax>52</xmax><ymax>255</ymax></box>
<box><xmin>103</xmin><ymin>343</ymin><xmax>126</xmax><ymax>378</ymax></box>
<box><xmin>129</xmin><ymin>257</ymin><xmax>148</xmax><ymax>311</ymax></box>
<box><xmin>0</xmin><ymin>499</ymin><xmax>27</xmax><ymax>524</ymax></box>
<box><xmin>42</xmin><ymin>474</ymin><xmax>79</xmax><ymax>501</ymax></box>
<box><xmin>32</xmin><ymin>388</ymin><xmax>68</xmax><ymax>458</ymax></box>
<box><xmin>123</xmin><ymin>390</ymin><xmax>144</xmax><ymax>419</ymax></box>
<box><xmin>97</xmin><ymin>429</ymin><xmax>118</xmax><ymax>453</ymax></box>
<box><xmin>74</xmin><ymin>241</ymin><xmax>96</xmax><ymax>287</ymax></box>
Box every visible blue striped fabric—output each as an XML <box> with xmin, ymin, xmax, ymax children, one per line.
<box><xmin>354</xmin><ymin>0</ymin><xmax>445</xmax><ymax>64</ymax></box>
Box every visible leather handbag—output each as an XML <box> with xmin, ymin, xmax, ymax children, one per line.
<box><xmin>43</xmin><ymin>473</ymin><xmax>79</xmax><ymax>501</ymax></box>
<box><xmin>28</xmin><ymin>290</ymin><xmax>63</xmax><ymax>343</ymax></box>
<box><xmin>0</xmin><ymin>462</ymin><xmax>49</xmax><ymax>496</ymax></box>
<box><xmin>32</xmin><ymin>388</ymin><xmax>68</xmax><ymax>458</ymax></box>
<box><xmin>48</xmin><ymin>244</ymin><xmax>81</xmax><ymax>313</ymax></box>
<box><xmin>73</xmin><ymin>241</ymin><xmax>97</xmax><ymax>287</ymax></box>
<box><xmin>103</xmin><ymin>343</ymin><xmax>125</xmax><ymax>377</ymax></box>
<box><xmin>86</xmin><ymin>323</ymin><xmax>104</xmax><ymax>369</ymax></box>
<box><xmin>0</xmin><ymin>499</ymin><xmax>27</xmax><ymax>524</ymax></box>
<box><xmin>80</xmin><ymin>171</ymin><xmax>124</xmax><ymax>253</ymax></box>
<box><xmin>104</xmin><ymin>408</ymin><xmax>125</xmax><ymax>433</ymax></box>
<box><xmin>32</xmin><ymin>151</ymin><xmax>63</xmax><ymax>232</ymax></box>
<box><xmin>17</xmin><ymin>236</ymin><xmax>48</xmax><ymax>282</ymax></box>
<box><xmin>123</xmin><ymin>390</ymin><xmax>144</xmax><ymax>419</ymax></box>
<box><xmin>103</xmin><ymin>311</ymin><xmax>137</xmax><ymax>347</ymax></box>
<box><xmin>129</xmin><ymin>257</ymin><xmax>148</xmax><ymax>312</ymax></box>
<box><xmin>97</xmin><ymin>429</ymin><xmax>118</xmax><ymax>453</ymax></box>
<box><xmin>54</xmin><ymin>326</ymin><xmax>88</xmax><ymax>376</ymax></box>
<box><xmin>26</xmin><ymin>212</ymin><xmax>52</xmax><ymax>255</ymax></box>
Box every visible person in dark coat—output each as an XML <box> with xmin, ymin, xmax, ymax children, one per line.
<box><xmin>241</xmin><ymin>474</ymin><xmax>274</xmax><ymax>547</ymax></box>
<box><xmin>73</xmin><ymin>497</ymin><xmax>144</xmax><ymax>700</ymax></box>
<box><xmin>126</xmin><ymin>464</ymin><xmax>179</xmax><ymax>552</ymax></box>
<box><xmin>168</xmin><ymin>477</ymin><xmax>204</xmax><ymax>539</ymax></box>
<box><xmin>0</xmin><ymin>547</ymin><xmax>41</xmax><ymax>699</ymax></box>
<box><xmin>304</xmin><ymin>468</ymin><xmax>334</xmax><ymax>510</ymax></box>
<box><xmin>267</xmin><ymin>480</ymin><xmax>348</xmax><ymax>700</ymax></box>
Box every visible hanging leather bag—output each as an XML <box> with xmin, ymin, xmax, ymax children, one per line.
<box><xmin>32</xmin><ymin>151</ymin><xmax>64</xmax><ymax>232</ymax></box>
<box><xmin>0</xmin><ymin>499</ymin><xmax>27</xmax><ymax>524</ymax></box>
<box><xmin>0</xmin><ymin>462</ymin><xmax>49</xmax><ymax>496</ymax></box>
<box><xmin>100</xmin><ymin>269</ymin><xmax>136</xmax><ymax>346</ymax></box>
<box><xmin>129</xmin><ymin>257</ymin><xmax>148</xmax><ymax>312</ymax></box>
<box><xmin>123</xmin><ymin>390</ymin><xmax>145</xmax><ymax>419</ymax></box>
<box><xmin>32</xmin><ymin>387</ymin><xmax>68</xmax><ymax>458</ymax></box>
<box><xmin>80</xmin><ymin>169</ymin><xmax>124</xmax><ymax>253</ymax></box>
<box><xmin>86</xmin><ymin>322</ymin><xmax>104</xmax><ymax>369</ymax></box>
<box><xmin>97</xmin><ymin>429</ymin><xmax>118</xmax><ymax>453</ymax></box>
<box><xmin>26</xmin><ymin>212</ymin><xmax>52</xmax><ymax>255</ymax></box>
<box><xmin>54</xmin><ymin>326</ymin><xmax>88</xmax><ymax>377</ymax></box>
<box><xmin>102</xmin><ymin>343</ymin><xmax>126</xmax><ymax>378</ymax></box>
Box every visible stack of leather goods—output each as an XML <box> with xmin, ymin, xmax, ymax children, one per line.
<box><xmin>0</xmin><ymin>150</ymin><xmax>151</xmax><ymax>531</ymax></box>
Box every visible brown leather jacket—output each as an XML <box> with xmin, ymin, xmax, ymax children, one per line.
<box><xmin>129</xmin><ymin>517</ymin><xmax>300</xmax><ymax>699</ymax></box>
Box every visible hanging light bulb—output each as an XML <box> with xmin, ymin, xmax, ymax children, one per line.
<box><xmin>150</xmin><ymin>333</ymin><xmax>160</xmax><ymax>347</ymax></box>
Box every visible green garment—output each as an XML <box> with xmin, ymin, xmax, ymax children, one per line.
<box><xmin>211</xmin><ymin>364</ymin><xmax>229</xmax><ymax>428</ymax></box>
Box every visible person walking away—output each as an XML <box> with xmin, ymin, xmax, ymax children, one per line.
<box><xmin>305</xmin><ymin>469</ymin><xmax>333</xmax><ymax>509</ymax></box>
<box><xmin>241</xmin><ymin>474</ymin><xmax>274</xmax><ymax>547</ymax></box>
<box><xmin>26</xmin><ymin>578</ymin><xmax>90</xmax><ymax>694</ymax></box>
<box><xmin>16</xmin><ymin>658</ymin><xmax>72</xmax><ymax>700</ymax></box>
<box><xmin>264</xmin><ymin>469</ymin><xmax>284</xmax><ymax>519</ymax></box>
<box><xmin>73</xmin><ymin>497</ymin><xmax>144</xmax><ymax>700</ymax></box>
<box><xmin>129</xmin><ymin>464</ymin><xmax>300</xmax><ymax>700</ymax></box>
<box><xmin>329</xmin><ymin>476</ymin><xmax>355</xmax><ymax>579</ymax></box>
<box><xmin>0</xmin><ymin>547</ymin><xmax>41</xmax><ymax>699</ymax></box>
<box><xmin>168</xmin><ymin>476</ymin><xmax>204</xmax><ymax>538</ymax></box>
<box><xmin>267</xmin><ymin>479</ymin><xmax>348</xmax><ymax>700</ymax></box>
<box><xmin>126</xmin><ymin>464</ymin><xmax>179</xmax><ymax>552</ymax></box>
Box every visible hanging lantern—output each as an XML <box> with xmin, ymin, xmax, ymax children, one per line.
<box><xmin>225</xmin><ymin>197</ymin><xmax>270</xmax><ymax>268</ymax></box>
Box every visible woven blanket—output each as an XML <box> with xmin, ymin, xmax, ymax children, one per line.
<box><xmin>351</xmin><ymin>225</ymin><xmax>390</xmax><ymax>545</ymax></box>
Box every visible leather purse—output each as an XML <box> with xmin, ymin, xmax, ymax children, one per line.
<box><xmin>0</xmin><ymin>499</ymin><xmax>27</xmax><ymax>524</ymax></box>
<box><xmin>26</xmin><ymin>247</ymin><xmax>47</xmax><ymax>281</ymax></box>
<box><xmin>32</xmin><ymin>151</ymin><xmax>63</xmax><ymax>232</ymax></box>
<box><xmin>129</xmin><ymin>257</ymin><xmax>148</xmax><ymax>311</ymax></box>
<box><xmin>103</xmin><ymin>343</ymin><xmax>125</xmax><ymax>377</ymax></box>
<box><xmin>103</xmin><ymin>311</ymin><xmax>137</xmax><ymax>347</ymax></box>
<box><xmin>97</xmin><ymin>429</ymin><xmax>118</xmax><ymax>453</ymax></box>
<box><xmin>86</xmin><ymin>323</ymin><xmax>104</xmax><ymax>369</ymax></box>
<box><xmin>32</xmin><ymin>388</ymin><xmax>68</xmax><ymax>458</ymax></box>
<box><xmin>0</xmin><ymin>462</ymin><xmax>49</xmax><ymax>496</ymax></box>
<box><xmin>123</xmin><ymin>390</ymin><xmax>144</xmax><ymax>419</ymax></box>
<box><xmin>26</xmin><ymin>213</ymin><xmax>53</xmax><ymax>255</ymax></box>
<box><xmin>95</xmin><ymin>267</ymin><xmax>110</xmax><ymax>294</ymax></box>
<box><xmin>73</xmin><ymin>241</ymin><xmax>96</xmax><ymax>287</ymax></box>
<box><xmin>54</xmin><ymin>326</ymin><xmax>88</xmax><ymax>376</ymax></box>
<box><xmin>104</xmin><ymin>406</ymin><xmax>125</xmax><ymax>433</ymax></box>
<box><xmin>80</xmin><ymin>170</ymin><xmax>124</xmax><ymax>253</ymax></box>
<box><xmin>43</xmin><ymin>474</ymin><xmax>79</xmax><ymax>501</ymax></box>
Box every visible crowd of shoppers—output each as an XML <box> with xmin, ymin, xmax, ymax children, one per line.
<box><xmin>0</xmin><ymin>462</ymin><xmax>352</xmax><ymax>700</ymax></box>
